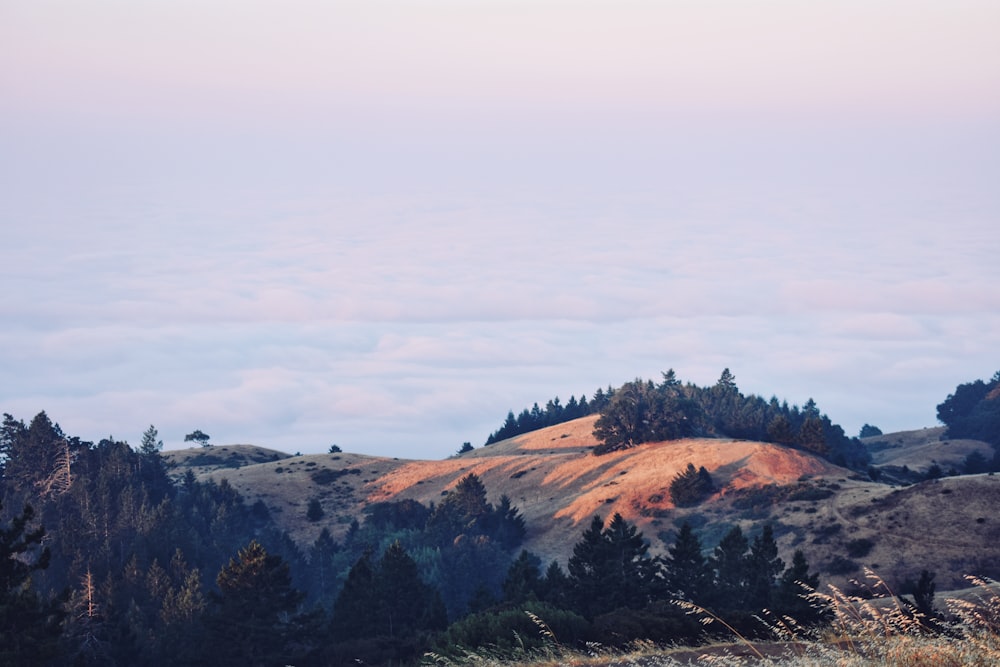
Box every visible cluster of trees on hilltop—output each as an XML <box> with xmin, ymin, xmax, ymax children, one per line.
<box><xmin>484</xmin><ymin>370</ymin><xmax>869</xmax><ymax>470</ymax></box>
<box><xmin>937</xmin><ymin>371</ymin><xmax>1000</xmax><ymax>448</ymax></box>
<box><xmin>484</xmin><ymin>389</ymin><xmax>612</xmax><ymax>444</ymax></box>
<box><xmin>592</xmin><ymin>370</ymin><xmax>869</xmax><ymax>471</ymax></box>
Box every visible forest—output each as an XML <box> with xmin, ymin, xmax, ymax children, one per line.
<box><xmin>3</xmin><ymin>371</ymin><xmax>996</xmax><ymax>665</ymax></box>
<box><xmin>1</xmin><ymin>411</ymin><xmax>828</xmax><ymax>666</ymax></box>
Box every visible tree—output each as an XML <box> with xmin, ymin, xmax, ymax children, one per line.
<box><xmin>907</xmin><ymin>569</ymin><xmax>936</xmax><ymax>619</ymax></box>
<box><xmin>773</xmin><ymin>550</ymin><xmax>824</xmax><ymax>624</ymax></box>
<box><xmin>663</xmin><ymin>522</ymin><xmax>710</xmax><ymax>604</ymax></box>
<box><xmin>669</xmin><ymin>463</ymin><xmax>714</xmax><ymax>507</ymax></box>
<box><xmin>0</xmin><ymin>503</ymin><xmax>64</xmax><ymax>664</ymax></box>
<box><xmin>328</xmin><ymin>444</ymin><xmax>342</xmax><ymax>453</ymax></box>
<box><xmin>139</xmin><ymin>424</ymin><xmax>163</xmax><ymax>456</ymax></box>
<box><xmin>306</xmin><ymin>498</ymin><xmax>324</xmax><ymax>522</ymax></box>
<box><xmin>745</xmin><ymin>524</ymin><xmax>784</xmax><ymax>611</ymax></box>
<box><xmin>202</xmin><ymin>540</ymin><xmax>316</xmax><ymax>667</ymax></box>
<box><xmin>709</xmin><ymin>525</ymin><xmax>750</xmax><ymax>611</ymax></box>
<box><xmin>567</xmin><ymin>514</ymin><xmax>657</xmax><ymax>618</ymax></box>
<box><xmin>502</xmin><ymin>550</ymin><xmax>543</xmax><ymax>604</ymax></box>
<box><xmin>458</xmin><ymin>441</ymin><xmax>474</xmax><ymax>455</ymax></box>
<box><xmin>858</xmin><ymin>424</ymin><xmax>883</xmax><ymax>438</ymax></box>
<box><xmin>184</xmin><ymin>430</ymin><xmax>211</xmax><ymax>447</ymax></box>
<box><xmin>715</xmin><ymin>368</ymin><xmax>738</xmax><ymax>393</ymax></box>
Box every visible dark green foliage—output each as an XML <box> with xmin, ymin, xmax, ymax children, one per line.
<box><xmin>827</xmin><ymin>555</ymin><xmax>860</xmax><ymax>575</ymax></box>
<box><xmin>502</xmin><ymin>550</ymin><xmax>543</xmax><ymax>604</ymax></box>
<box><xmin>139</xmin><ymin>425</ymin><xmax>164</xmax><ymax>456</ymax></box>
<box><xmin>963</xmin><ymin>451</ymin><xmax>991</xmax><ymax>474</ymax></box>
<box><xmin>435</xmin><ymin>601</ymin><xmax>589</xmax><ymax>656</ymax></box>
<box><xmin>202</xmin><ymin>540</ymin><xmax>319</xmax><ymax>667</ymax></box>
<box><xmin>184</xmin><ymin>430</ymin><xmax>211</xmax><ymax>447</ymax></box>
<box><xmin>773</xmin><ymin>550</ymin><xmax>826</xmax><ymax>625</ymax></box>
<box><xmin>859</xmin><ymin>424</ymin><xmax>883</xmax><ymax>438</ymax></box>
<box><xmin>587</xmin><ymin>372</ymin><xmax>869</xmax><ymax>469</ymax></box>
<box><xmin>566</xmin><ymin>514</ymin><xmax>659</xmax><ymax>619</ymax></box>
<box><xmin>593</xmin><ymin>376</ymin><xmax>700</xmax><ymax>454</ymax></box>
<box><xmin>485</xmin><ymin>391</ymin><xmax>596</xmax><ymax>445</ymax></box>
<box><xmin>709</xmin><ymin>525</ymin><xmax>751</xmax><ymax>610</ymax></box>
<box><xmin>458</xmin><ymin>441</ymin><xmax>474</xmax><ymax>454</ymax></box>
<box><xmin>846</xmin><ymin>538</ymin><xmax>875</xmax><ymax>558</ymax></box>
<box><xmin>937</xmin><ymin>372</ymin><xmax>1000</xmax><ymax>447</ymax></box>
<box><xmin>905</xmin><ymin>569</ymin><xmax>937</xmax><ymax>618</ymax></box>
<box><xmin>0</xmin><ymin>502</ymin><xmax>64</xmax><ymax>664</ymax></box>
<box><xmin>329</xmin><ymin>542</ymin><xmax>446</xmax><ymax>664</ymax></box>
<box><xmin>328</xmin><ymin>444</ymin><xmax>342</xmax><ymax>453</ymax></box>
<box><xmin>663</xmin><ymin>522</ymin><xmax>711</xmax><ymax>604</ymax></box>
<box><xmin>306</xmin><ymin>498</ymin><xmax>324</xmax><ymax>522</ymax></box>
<box><xmin>669</xmin><ymin>463</ymin><xmax>714</xmax><ymax>507</ymax></box>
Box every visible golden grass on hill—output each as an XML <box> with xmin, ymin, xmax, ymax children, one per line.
<box><xmin>167</xmin><ymin>417</ymin><xmax>1000</xmax><ymax>596</ymax></box>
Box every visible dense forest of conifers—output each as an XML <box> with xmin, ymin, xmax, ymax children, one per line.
<box><xmin>487</xmin><ymin>369</ymin><xmax>871</xmax><ymax>470</ymax></box>
<box><xmin>2</xmin><ymin>371</ymin><xmax>997</xmax><ymax>665</ymax></box>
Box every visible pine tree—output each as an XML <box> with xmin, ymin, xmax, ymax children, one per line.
<box><xmin>774</xmin><ymin>550</ymin><xmax>824</xmax><ymax>624</ymax></box>
<box><xmin>202</xmin><ymin>540</ymin><xmax>314</xmax><ymax>667</ymax></box>
<box><xmin>502</xmin><ymin>550</ymin><xmax>543</xmax><ymax>604</ymax></box>
<box><xmin>664</xmin><ymin>522</ymin><xmax>710</xmax><ymax>603</ymax></box>
<box><xmin>745</xmin><ymin>524</ymin><xmax>784</xmax><ymax>610</ymax></box>
<box><xmin>709</xmin><ymin>525</ymin><xmax>750</xmax><ymax>611</ymax></box>
<box><xmin>139</xmin><ymin>425</ymin><xmax>163</xmax><ymax>457</ymax></box>
<box><xmin>0</xmin><ymin>503</ymin><xmax>64</xmax><ymax>664</ymax></box>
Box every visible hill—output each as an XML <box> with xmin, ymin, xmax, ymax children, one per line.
<box><xmin>165</xmin><ymin>415</ymin><xmax>1000</xmax><ymax>592</ymax></box>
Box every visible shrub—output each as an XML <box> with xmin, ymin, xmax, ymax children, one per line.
<box><xmin>846</xmin><ymin>537</ymin><xmax>875</xmax><ymax>558</ymax></box>
<box><xmin>669</xmin><ymin>463</ymin><xmax>713</xmax><ymax>507</ymax></box>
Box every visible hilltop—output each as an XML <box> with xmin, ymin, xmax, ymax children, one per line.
<box><xmin>165</xmin><ymin>415</ymin><xmax>1000</xmax><ymax>592</ymax></box>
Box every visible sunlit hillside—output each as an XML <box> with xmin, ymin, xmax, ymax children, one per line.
<box><xmin>165</xmin><ymin>415</ymin><xmax>1000</xmax><ymax>592</ymax></box>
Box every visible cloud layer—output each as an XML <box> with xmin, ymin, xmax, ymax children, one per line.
<box><xmin>2</xmin><ymin>1</ymin><xmax>998</xmax><ymax>458</ymax></box>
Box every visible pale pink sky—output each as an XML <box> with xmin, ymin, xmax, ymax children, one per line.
<box><xmin>1</xmin><ymin>1</ymin><xmax>998</xmax><ymax>457</ymax></box>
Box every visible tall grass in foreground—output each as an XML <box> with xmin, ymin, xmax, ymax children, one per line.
<box><xmin>425</xmin><ymin>571</ymin><xmax>1000</xmax><ymax>666</ymax></box>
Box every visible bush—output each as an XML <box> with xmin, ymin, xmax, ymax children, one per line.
<box><xmin>669</xmin><ymin>463</ymin><xmax>713</xmax><ymax>507</ymax></box>
<box><xmin>435</xmin><ymin>602</ymin><xmax>589</xmax><ymax>656</ymax></box>
<box><xmin>846</xmin><ymin>537</ymin><xmax>875</xmax><ymax>558</ymax></box>
<box><xmin>307</xmin><ymin>499</ymin><xmax>324</xmax><ymax>522</ymax></box>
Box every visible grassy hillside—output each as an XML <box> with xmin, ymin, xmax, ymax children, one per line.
<box><xmin>164</xmin><ymin>416</ymin><xmax>1000</xmax><ymax>593</ymax></box>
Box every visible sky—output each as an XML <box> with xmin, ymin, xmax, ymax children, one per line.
<box><xmin>2</xmin><ymin>1</ymin><xmax>998</xmax><ymax>459</ymax></box>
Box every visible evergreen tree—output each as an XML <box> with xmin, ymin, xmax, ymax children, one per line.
<box><xmin>0</xmin><ymin>502</ymin><xmax>64</xmax><ymax>664</ymax></box>
<box><xmin>502</xmin><ymin>550</ymin><xmax>543</xmax><ymax>604</ymax></box>
<box><xmin>709</xmin><ymin>526</ymin><xmax>750</xmax><ymax>611</ymax></box>
<box><xmin>745</xmin><ymin>524</ymin><xmax>784</xmax><ymax>611</ymax></box>
<box><xmin>330</xmin><ymin>550</ymin><xmax>376</xmax><ymax>642</ymax></box>
<box><xmin>139</xmin><ymin>425</ymin><xmax>163</xmax><ymax>457</ymax></box>
<box><xmin>202</xmin><ymin>540</ymin><xmax>315</xmax><ymax>667</ymax></box>
<box><xmin>567</xmin><ymin>514</ymin><xmax>658</xmax><ymax>618</ymax></box>
<box><xmin>663</xmin><ymin>522</ymin><xmax>710</xmax><ymax>604</ymax></box>
<box><xmin>773</xmin><ymin>550</ymin><xmax>824</xmax><ymax>623</ymax></box>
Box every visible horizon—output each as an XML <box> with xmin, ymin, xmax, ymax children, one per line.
<box><xmin>2</xmin><ymin>1</ymin><xmax>998</xmax><ymax>459</ymax></box>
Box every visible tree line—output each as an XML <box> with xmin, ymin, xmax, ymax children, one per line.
<box><xmin>485</xmin><ymin>369</ymin><xmax>870</xmax><ymax>469</ymax></box>
<box><xmin>2</xmin><ymin>410</ymin><xmax>834</xmax><ymax>665</ymax></box>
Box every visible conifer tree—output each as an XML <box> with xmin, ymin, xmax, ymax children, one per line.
<box><xmin>202</xmin><ymin>540</ymin><xmax>315</xmax><ymax>667</ymax></box>
<box><xmin>746</xmin><ymin>524</ymin><xmax>784</xmax><ymax>610</ymax></box>
<box><xmin>664</xmin><ymin>522</ymin><xmax>710</xmax><ymax>603</ymax></box>
<box><xmin>502</xmin><ymin>549</ymin><xmax>543</xmax><ymax>604</ymax></box>
<box><xmin>0</xmin><ymin>503</ymin><xmax>64</xmax><ymax>664</ymax></box>
<box><xmin>709</xmin><ymin>525</ymin><xmax>750</xmax><ymax>611</ymax></box>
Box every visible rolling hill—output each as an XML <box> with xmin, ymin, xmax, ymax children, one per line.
<box><xmin>164</xmin><ymin>415</ymin><xmax>1000</xmax><ymax>593</ymax></box>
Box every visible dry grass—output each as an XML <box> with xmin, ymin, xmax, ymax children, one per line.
<box><xmin>164</xmin><ymin>419</ymin><xmax>1000</xmax><ymax>595</ymax></box>
<box><xmin>424</xmin><ymin>573</ymin><xmax>1000</xmax><ymax>666</ymax></box>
